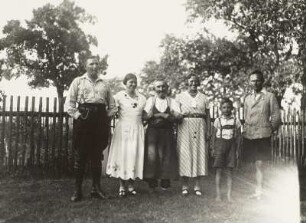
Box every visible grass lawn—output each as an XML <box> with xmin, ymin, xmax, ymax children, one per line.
<box><xmin>0</xmin><ymin>165</ymin><xmax>302</xmax><ymax>223</ymax></box>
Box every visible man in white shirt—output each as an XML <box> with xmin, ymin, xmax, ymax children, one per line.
<box><xmin>65</xmin><ymin>56</ymin><xmax>116</xmax><ymax>202</ymax></box>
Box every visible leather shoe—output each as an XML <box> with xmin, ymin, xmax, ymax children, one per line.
<box><xmin>71</xmin><ymin>192</ymin><xmax>82</xmax><ymax>202</ymax></box>
<box><xmin>90</xmin><ymin>190</ymin><xmax>107</xmax><ymax>199</ymax></box>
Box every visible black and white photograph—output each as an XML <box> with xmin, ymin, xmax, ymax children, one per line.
<box><xmin>0</xmin><ymin>0</ymin><xmax>305</xmax><ymax>222</ymax></box>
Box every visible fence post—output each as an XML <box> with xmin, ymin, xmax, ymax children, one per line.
<box><xmin>45</xmin><ymin>97</ymin><xmax>50</xmax><ymax>171</ymax></box>
<box><xmin>37</xmin><ymin>97</ymin><xmax>43</xmax><ymax>167</ymax></box>
<box><xmin>15</xmin><ymin>96</ymin><xmax>20</xmax><ymax>170</ymax></box>
<box><xmin>8</xmin><ymin>96</ymin><xmax>13</xmax><ymax>171</ymax></box>
<box><xmin>29</xmin><ymin>97</ymin><xmax>35</xmax><ymax>168</ymax></box>
<box><xmin>0</xmin><ymin>96</ymin><xmax>6</xmax><ymax>168</ymax></box>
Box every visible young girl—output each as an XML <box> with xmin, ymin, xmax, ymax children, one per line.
<box><xmin>212</xmin><ymin>98</ymin><xmax>241</xmax><ymax>202</ymax></box>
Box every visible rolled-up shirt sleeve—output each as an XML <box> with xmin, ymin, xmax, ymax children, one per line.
<box><xmin>144</xmin><ymin>97</ymin><xmax>154</xmax><ymax>118</ymax></box>
<box><xmin>65</xmin><ymin>79</ymin><xmax>81</xmax><ymax>120</ymax></box>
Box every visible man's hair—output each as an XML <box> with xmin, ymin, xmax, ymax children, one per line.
<box><xmin>154</xmin><ymin>77</ymin><xmax>168</xmax><ymax>87</ymax></box>
<box><xmin>249</xmin><ymin>70</ymin><xmax>264</xmax><ymax>81</ymax></box>
<box><xmin>85</xmin><ymin>56</ymin><xmax>99</xmax><ymax>67</ymax></box>
<box><xmin>123</xmin><ymin>73</ymin><xmax>137</xmax><ymax>85</ymax></box>
<box><xmin>220</xmin><ymin>97</ymin><xmax>233</xmax><ymax>109</ymax></box>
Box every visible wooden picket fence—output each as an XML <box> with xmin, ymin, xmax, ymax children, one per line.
<box><xmin>0</xmin><ymin>95</ymin><xmax>305</xmax><ymax>176</ymax></box>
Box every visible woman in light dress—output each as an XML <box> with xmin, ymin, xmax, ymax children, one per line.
<box><xmin>176</xmin><ymin>75</ymin><xmax>210</xmax><ymax>196</ymax></box>
<box><xmin>106</xmin><ymin>73</ymin><xmax>146</xmax><ymax>197</ymax></box>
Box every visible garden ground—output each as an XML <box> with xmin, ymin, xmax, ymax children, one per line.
<box><xmin>0</xmin><ymin>164</ymin><xmax>302</xmax><ymax>223</ymax></box>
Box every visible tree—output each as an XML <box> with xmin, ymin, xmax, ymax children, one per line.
<box><xmin>140</xmin><ymin>34</ymin><xmax>250</xmax><ymax>103</ymax></box>
<box><xmin>186</xmin><ymin>0</ymin><xmax>306</xmax><ymax>96</ymax></box>
<box><xmin>0</xmin><ymin>0</ymin><xmax>107</xmax><ymax>102</ymax></box>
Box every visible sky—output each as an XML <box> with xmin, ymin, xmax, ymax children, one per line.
<box><xmin>0</xmin><ymin>0</ymin><xmax>232</xmax><ymax>98</ymax></box>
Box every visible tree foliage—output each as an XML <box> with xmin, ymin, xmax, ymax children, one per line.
<box><xmin>140</xmin><ymin>34</ymin><xmax>250</xmax><ymax>103</ymax></box>
<box><xmin>0</xmin><ymin>0</ymin><xmax>107</xmax><ymax>99</ymax></box>
<box><xmin>186</xmin><ymin>0</ymin><xmax>306</xmax><ymax>87</ymax></box>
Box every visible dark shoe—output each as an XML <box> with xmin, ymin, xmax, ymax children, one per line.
<box><xmin>90</xmin><ymin>189</ymin><xmax>107</xmax><ymax>199</ymax></box>
<box><xmin>71</xmin><ymin>191</ymin><xmax>82</xmax><ymax>202</ymax></box>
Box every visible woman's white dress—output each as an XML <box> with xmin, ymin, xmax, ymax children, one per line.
<box><xmin>106</xmin><ymin>91</ymin><xmax>146</xmax><ymax>180</ymax></box>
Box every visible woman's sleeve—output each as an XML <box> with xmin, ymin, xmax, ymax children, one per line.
<box><xmin>170</xmin><ymin>98</ymin><xmax>181</xmax><ymax>115</ymax></box>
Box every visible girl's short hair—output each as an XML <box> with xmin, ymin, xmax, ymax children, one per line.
<box><xmin>220</xmin><ymin>97</ymin><xmax>233</xmax><ymax>109</ymax></box>
<box><xmin>123</xmin><ymin>73</ymin><xmax>137</xmax><ymax>85</ymax></box>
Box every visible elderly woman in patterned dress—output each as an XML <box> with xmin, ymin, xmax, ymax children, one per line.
<box><xmin>175</xmin><ymin>74</ymin><xmax>210</xmax><ymax>196</ymax></box>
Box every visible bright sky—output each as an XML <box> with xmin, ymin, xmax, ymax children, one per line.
<box><xmin>0</xmin><ymin>0</ymin><xmax>232</xmax><ymax>98</ymax></box>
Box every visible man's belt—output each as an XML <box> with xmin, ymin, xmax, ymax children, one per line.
<box><xmin>78</xmin><ymin>103</ymin><xmax>106</xmax><ymax>112</ymax></box>
<box><xmin>183</xmin><ymin>114</ymin><xmax>206</xmax><ymax>118</ymax></box>
<box><xmin>78</xmin><ymin>103</ymin><xmax>106</xmax><ymax>119</ymax></box>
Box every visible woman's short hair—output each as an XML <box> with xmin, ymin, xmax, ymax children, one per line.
<box><xmin>220</xmin><ymin>97</ymin><xmax>233</xmax><ymax>109</ymax></box>
<box><xmin>186</xmin><ymin>74</ymin><xmax>200</xmax><ymax>85</ymax></box>
<box><xmin>123</xmin><ymin>73</ymin><xmax>137</xmax><ymax>85</ymax></box>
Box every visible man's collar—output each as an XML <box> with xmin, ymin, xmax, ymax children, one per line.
<box><xmin>252</xmin><ymin>87</ymin><xmax>267</xmax><ymax>95</ymax></box>
<box><xmin>81</xmin><ymin>73</ymin><xmax>104</xmax><ymax>82</ymax></box>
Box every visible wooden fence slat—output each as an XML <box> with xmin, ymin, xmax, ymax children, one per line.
<box><xmin>37</xmin><ymin>97</ymin><xmax>43</xmax><ymax>166</ymax></box>
<box><xmin>297</xmin><ymin>110</ymin><xmax>302</xmax><ymax>165</ymax></box>
<box><xmin>52</xmin><ymin>97</ymin><xmax>57</xmax><ymax>171</ymax></box>
<box><xmin>289</xmin><ymin>109</ymin><xmax>293</xmax><ymax>163</ymax></box>
<box><xmin>1</xmin><ymin>96</ymin><xmax>6</xmax><ymax>167</ymax></box>
<box><xmin>15</xmin><ymin>96</ymin><xmax>20</xmax><ymax>169</ymax></box>
<box><xmin>8</xmin><ymin>96</ymin><xmax>13</xmax><ymax>170</ymax></box>
<box><xmin>293</xmin><ymin>109</ymin><xmax>297</xmax><ymax>163</ymax></box>
<box><xmin>64</xmin><ymin>115</ymin><xmax>69</xmax><ymax>173</ymax></box>
<box><xmin>29</xmin><ymin>97</ymin><xmax>35</xmax><ymax>167</ymax></box>
<box><xmin>302</xmin><ymin>110</ymin><xmax>305</xmax><ymax>165</ymax></box>
<box><xmin>22</xmin><ymin>97</ymin><xmax>29</xmax><ymax>168</ymax></box>
<box><xmin>45</xmin><ymin>97</ymin><xmax>49</xmax><ymax>170</ymax></box>
<box><xmin>58</xmin><ymin>98</ymin><xmax>64</xmax><ymax>176</ymax></box>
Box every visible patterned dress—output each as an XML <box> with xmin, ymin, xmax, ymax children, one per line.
<box><xmin>106</xmin><ymin>91</ymin><xmax>146</xmax><ymax>180</ymax></box>
<box><xmin>176</xmin><ymin>91</ymin><xmax>209</xmax><ymax>177</ymax></box>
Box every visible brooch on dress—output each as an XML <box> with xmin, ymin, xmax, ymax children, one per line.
<box><xmin>124</xmin><ymin>93</ymin><xmax>138</xmax><ymax>108</ymax></box>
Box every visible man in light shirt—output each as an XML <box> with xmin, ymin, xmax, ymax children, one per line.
<box><xmin>65</xmin><ymin>56</ymin><xmax>116</xmax><ymax>202</ymax></box>
<box><xmin>242</xmin><ymin>70</ymin><xmax>281</xmax><ymax>200</ymax></box>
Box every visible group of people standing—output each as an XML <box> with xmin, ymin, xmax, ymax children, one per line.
<box><xmin>65</xmin><ymin>56</ymin><xmax>281</xmax><ymax>203</ymax></box>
